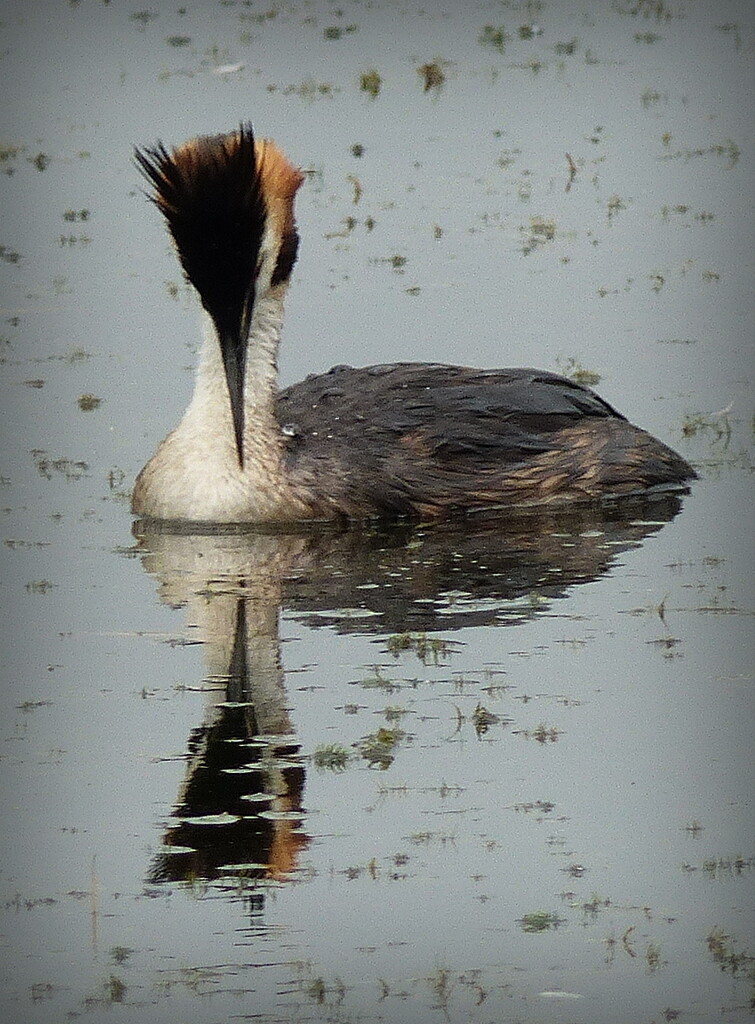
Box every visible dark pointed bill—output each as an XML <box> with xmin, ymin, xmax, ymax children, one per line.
<box><xmin>219</xmin><ymin>327</ymin><xmax>247</xmax><ymax>468</ymax></box>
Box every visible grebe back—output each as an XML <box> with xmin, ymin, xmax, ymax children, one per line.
<box><xmin>131</xmin><ymin>123</ymin><xmax>695</xmax><ymax>524</ymax></box>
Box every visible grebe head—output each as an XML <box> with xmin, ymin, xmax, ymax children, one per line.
<box><xmin>134</xmin><ymin>123</ymin><xmax>304</xmax><ymax>465</ymax></box>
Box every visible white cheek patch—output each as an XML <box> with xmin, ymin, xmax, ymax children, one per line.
<box><xmin>255</xmin><ymin>221</ymin><xmax>279</xmax><ymax>293</ymax></box>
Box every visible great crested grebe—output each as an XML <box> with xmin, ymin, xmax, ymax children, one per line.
<box><xmin>132</xmin><ymin>123</ymin><xmax>695</xmax><ymax>524</ymax></box>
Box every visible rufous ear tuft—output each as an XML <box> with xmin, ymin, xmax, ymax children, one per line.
<box><xmin>254</xmin><ymin>138</ymin><xmax>305</xmax><ymax>201</ymax></box>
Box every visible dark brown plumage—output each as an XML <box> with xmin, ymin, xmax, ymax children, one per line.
<box><xmin>276</xmin><ymin>362</ymin><xmax>696</xmax><ymax>518</ymax></box>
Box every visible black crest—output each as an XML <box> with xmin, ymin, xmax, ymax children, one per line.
<box><xmin>135</xmin><ymin>123</ymin><xmax>265</xmax><ymax>342</ymax></box>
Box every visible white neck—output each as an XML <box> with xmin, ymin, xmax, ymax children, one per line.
<box><xmin>133</xmin><ymin>291</ymin><xmax>297</xmax><ymax>522</ymax></box>
<box><xmin>188</xmin><ymin>294</ymin><xmax>283</xmax><ymax>457</ymax></box>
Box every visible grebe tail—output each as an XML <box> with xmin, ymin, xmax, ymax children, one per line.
<box><xmin>131</xmin><ymin>124</ymin><xmax>695</xmax><ymax>525</ymax></box>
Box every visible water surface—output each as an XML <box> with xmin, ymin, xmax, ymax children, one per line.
<box><xmin>0</xmin><ymin>2</ymin><xmax>753</xmax><ymax>1022</ymax></box>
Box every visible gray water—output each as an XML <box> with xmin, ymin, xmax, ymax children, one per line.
<box><xmin>0</xmin><ymin>1</ymin><xmax>753</xmax><ymax>1022</ymax></box>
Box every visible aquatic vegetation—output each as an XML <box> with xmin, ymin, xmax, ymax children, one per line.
<box><xmin>408</xmin><ymin>829</ymin><xmax>456</xmax><ymax>847</ymax></box>
<box><xmin>615</xmin><ymin>0</ymin><xmax>675</xmax><ymax>22</ymax></box>
<box><xmin>472</xmin><ymin>702</ymin><xmax>501</xmax><ymax>736</ymax></box>
<box><xmin>359</xmin><ymin>667</ymin><xmax>402</xmax><ymax>693</ymax></box>
<box><xmin>555</xmin><ymin>356</ymin><xmax>601</xmax><ymax>387</ymax></box>
<box><xmin>52</xmin><ymin>275</ymin><xmax>71</xmax><ymax>295</ymax></box>
<box><xmin>554</xmin><ymin>39</ymin><xmax>578</xmax><ymax>55</ymax></box>
<box><xmin>109</xmin><ymin>947</ymin><xmax>134</xmax><ymax>965</ymax></box>
<box><xmin>714</xmin><ymin>22</ymin><xmax>743</xmax><ymax>49</ymax></box>
<box><xmin>324</xmin><ymin>24</ymin><xmax>357</xmax><ymax>41</ymax></box>
<box><xmin>573</xmin><ymin>892</ymin><xmax>611</xmax><ymax>919</ymax></box>
<box><xmin>520</xmin><ymin>216</ymin><xmax>556</xmax><ymax>255</ymax></box>
<box><xmin>564</xmin><ymin>151</ymin><xmax>578</xmax><ymax>190</ymax></box>
<box><xmin>702</xmin><ymin>855</ymin><xmax>753</xmax><ymax>879</ymax></box>
<box><xmin>313</xmin><ymin>975</ymin><xmax>346</xmax><ymax>1005</ymax></box>
<box><xmin>641</xmin><ymin>87</ymin><xmax>665</xmax><ymax>108</ymax></box>
<box><xmin>645</xmin><ymin>941</ymin><xmax>664</xmax><ymax>972</ymax></box>
<box><xmin>521</xmin><ymin>56</ymin><xmax>544</xmax><ymax>74</ymax></box>
<box><xmin>307</xmin><ymin>977</ymin><xmax>325</xmax><ymax>1003</ymax></box>
<box><xmin>357</xmin><ymin>727</ymin><xmax>407</xmax><ymax>769</ymax></box>
<box><xmin>479</xmin><ymin>25</ymin><xmax>510</xmax><ymax>53</ymax></box>
<box><xmin>514</xmin><ymin>800</ymin><xmax>556</xmax><ymax>815</ymax></box>
<box><xmin>64</xmin><ymin>347</ymin><xmax>91</xmax><ymax>364</ymax></box>
<box><xmin>77</xmin><ymin>393</ymin><xmax>101</xmax><ymax>412</ymax></box>
<box><xmin>660</xmin><ymin>204</ymin><xmax>715</xmax><ymax>224</ymax></box>
<box><xmin>385</xmin><ymin>631</ymin><xmax>456</xmax><ymax>665</ymax></box>
<box><xmin>417</xmin><ymin>59</ymin><xmax>447</xmax><ymax>93</ymax></box>
<box><xmin>238</xmin><ymin>7</ymin><xmax>279</xmax><ymax>25</ymax></box>
<box><xmin>659</xmin><ymin>138</ymin><xmax>740</xmax><ymax>169</ymax></box>
<box><xmin>646</xmin><ymin>635</ymin><xmax>682</xmax><ymax>658</ymax></box>
<box><xmin>427</xmin><ymin>965</ymin><xmax>454</xmax><ymax>1011</ymax></box>
<box><xmin>312</xmin><ymin>743</ymin><xmax>351</xmax><ymax>771</ymax></box>
<box><xmin>106</xmin><ymin>975</ymin><xmax>126</xmax><ymax>1003</ymax></box>
<box><xmin>59</xmin><ymin>234</ymin><xmax>91</xmax><ymax>248</ymax></box>
<box><xmin>516</xmin><ymin>722</ymin><xmax>562</xmax><ymax>743</ymax></box>
<box><xmin>607</xmin><ymin>193</ymin><xmax>627</xmax><ymax>220</ymax></box>
<box><xmin>267</xmin><ymin>78</ymin><xmax>339</xmax><ymax>100</ymax></box>
<box><xmin>32</xmin><ymin>451</ymin><xmax>89</xmax><ymax>481</ymax></box>
<box><xmin>0</xmin><ymin>245</ymin><xmax>21</xmax><ymax>264</ymax></box>
<box><xmin>346</xmin><ymin>174</ymin><xmax>362</xmax><ymax>204</ymax></box>
<box><xmin>17</xmin><ymin>699</ymin><xmax>53</xmax><ymax>712</ymax></box>
<box><xmin>62</xmin><ymin>209</ymin><xmax>90</xmax><ymax>222</ymax></box>
<box><xmin>0</xmin><ymin>143</ymin><xmax>21</xmax><ymax>168</ymax></box>
<box><xmin>681</xmin><ymin>409</ymin><xmax>732</xmax><ymax>445</ymax></box>
<box><xmin>359</xmin><ymin>69</ymin><xmax>381</xmax><ymax>98</ymax></box>
<box><xmin>564</xmin><ymin>862</ymin><xmax>587</xmax><ymax>878</ymax></box>
<box><xmin>519</xmin><ymin>910</ymin><xmax>563</xmax><ymax>932</ymax></box>
<box><xmin>382</xmin><ymin>704</ymin><xmax>409</xmax><ymax>723</ymax></box>
<box><xmin>707</xmin><ymin>927</ymin><xmax>755</xmax><ymax>978</ymax></box>
<box><xmin>130</xmin><ymin>10</ymin><xmax>157</xmax><ymax>28</ymax></box>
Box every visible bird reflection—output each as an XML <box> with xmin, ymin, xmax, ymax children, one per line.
<box><xmin>136</xmin><ymin>491</ymin><xmax>687</xmax><ymax>895</ymax></box>
<box><xmin>143</xmin><ymin>536</ymin><xmax>311</xmax><ymax>892</ymax></box>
